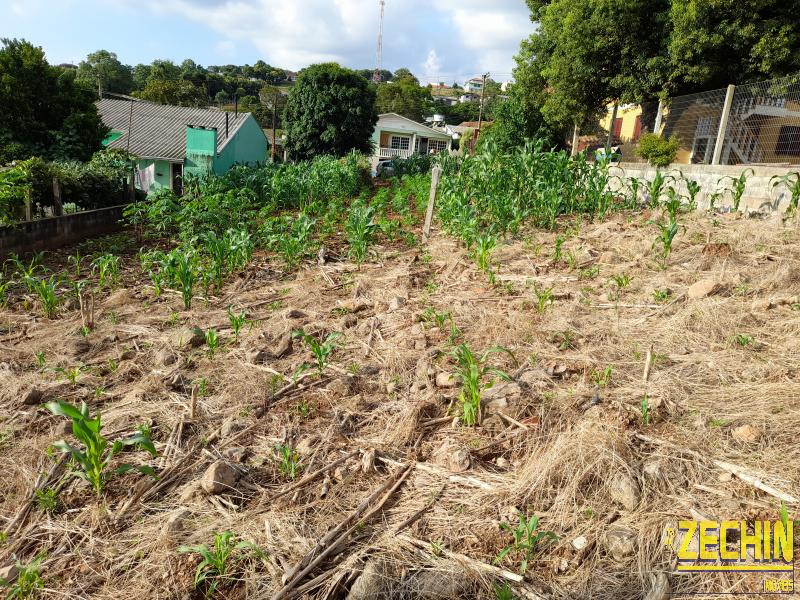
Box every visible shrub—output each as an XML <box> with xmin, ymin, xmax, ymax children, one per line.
<box><xmin>637</xmin><ymin>133</ymin><xmax>679</xmax><ymax>167</ymax></box>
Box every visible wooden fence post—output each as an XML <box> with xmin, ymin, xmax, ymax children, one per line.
<box><xmin>24</xmin><ymin>189</ymin><xmax>32</xmax><ymax>222</ymax></box>
<box><xmin>422</xmin><ymin>166</ymin><xmax>441</xmax><ymax>243</ymax></box>
<box><xmin>52</xmin><ymin>177</ymin><xmax>63</xmax><ymax>216</ymax></box>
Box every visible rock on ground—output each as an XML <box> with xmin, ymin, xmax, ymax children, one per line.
<box><xmin>609</xmin><ymin>472</ymin><xmax>641</xmax><ymax>511</ymax></box>
<box><xmin>201</xmin><ymin>461</ymin><xmax>240</xmax><ymax>495</ymax></box>
<box><xmin>604</xmin><ymin>526</ymin><xmax>637</xmax><ymax>561</ymax></box>
<box><xmin>644</xmin><ymin>572</ymin><xmax>671</xmax><ymax>600</ymax></box>
<box><xmin>687</xmin><ymin>279</ymin><xmax>722</xmax><ymax>299</ymax></box>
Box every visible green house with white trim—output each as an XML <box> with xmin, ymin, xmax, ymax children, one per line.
<box><xmin>97</xmin><ymin>98</ymin><xmax>268</xmax><ymax>195</ymax></box>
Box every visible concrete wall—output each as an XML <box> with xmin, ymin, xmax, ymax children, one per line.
<box><xmin>0</xmin><ymin>205</ymin><xmax>127</xmax><ymax>258</ymax></box>
<box><xmin>609</xmin><ymin>162</ymin><xmax>798</xmax><ymax>214</ymax></box>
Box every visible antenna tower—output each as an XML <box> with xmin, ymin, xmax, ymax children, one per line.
<box><xmin>373</xmin><ymin>0</ymin><xmax>385</xmax><ymax>83</ymax></box>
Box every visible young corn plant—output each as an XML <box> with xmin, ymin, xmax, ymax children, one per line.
<box><xmin>46</xmin><ymin>401</ymin><xmax>157</xmax><ymax>496</ymax></box>
<box><xmin>494</xmin><ymin>512</ymin><xmax>558</xmax><ymax>575</ymax></box>
<box><xmin>346</xmin><ymin>202</ymin><xmax>377</xmax><ymax>263</ymax></box>
<box><xmin>531</xmin><ymin>284</ymin><xmax>554</xmax><ymax>314</ymax></box>
<box><xmin>652</xmin><ymin>219</ymin><xmax>680</xmax><ymax>269</ymax></box>
<box><xmin>719</xmin><ymin>169</ymin><xmax>753</xmax><ymax>212</ymax></box>
<box><xmin>292</xmin><ymin>329</ymin><xmax>340</xmax><ymax>376</ymax></box>
<box><xmin>205</xmin><ymin>328</ymin><xmax>220</xmax><ymax>358</ymax></box>
<box><xmin>227</xmin><ymin>307</ymin><xmax>247</xmax><ymax>341</ymax></box>
<box><xmin>683</xmin><ymin>176</ymin><xmax>701</xmax><ymax>210</ymax></box>
<box><xmin>27</xmin><ymin>275</ymin><xmax>61</xmax><ymax>318</ymax></box>
<box><xmin>178</xmin><ymin>532</ymin><xmax>261</xmax><ymax>597</ymax></box>
<box><xmin>167</xmin><ymin>249</ymin><xmax>197</xmax><ymax>310</ymax></box>
<box><xmin>278</xmin><ymin>213</ymin><xmax>315</xmax><ymax>270</ymax></box>
<box><xmin>92</xmin><ymin>253</ymin><xmax>120</xmax><ymax>290</ymax></box>
<box><xmin>0</xmin><ymin>273</ymin><xmax>12</xmax><ymax>308</ymax></box>
<box><xmin>473</xmin><ymin>234</ymin><xmax>497</xmax><ymax>283</ymax></box>
<box><xmin>275</xmin><ymin>444</ymin><xmax>301</xmax><ymax>479</ymax></box>
<box><xmin>646</xmin><ymin>171</ymin><xmax>673</xmax><ymax>207</ymax></box>
<box><xmin>2</xmin><ymin>552</ymin><xmax>45</xmax><ymax>599</ymax></box>
<box><xmin>641</xmin><ymin>394</ymin><xmax>651</xmax><ymax>426</ymax></box>
<box><xmin>770</xmin><ymin>172</ymin><xmax>800</xmax><ymax>216</ymax></box>
<box><xmin>451</xmin><ymin>343</ymin><xmax>514</xmax><ymax>427</ymax></box>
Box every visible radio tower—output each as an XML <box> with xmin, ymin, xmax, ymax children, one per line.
<box><xmin>373</xmin><ymin>0</ymin><xmax>385</xmax><ymax>83</ymax></box>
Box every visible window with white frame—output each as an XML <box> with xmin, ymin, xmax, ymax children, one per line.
<box><xmin>390</xmin><ymin>135</ymin><xmax>410</xmax><ymax>150</ymax></box>
<box><xmin>429</xmin><ymin>139</ymin><xmax>449</xmax><ymax>153</ymax></box>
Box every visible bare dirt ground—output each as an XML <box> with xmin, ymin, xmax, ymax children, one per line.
<box><xmin>1</xmin><ymin>209</ymin><xmax>799</xmax><ymax>599</ymax></box>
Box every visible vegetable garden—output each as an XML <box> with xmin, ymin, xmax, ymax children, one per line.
<box><xmin>0</xmin><ymin>144</ymin><xmax>799</xmax><ymax>600</ymax></box>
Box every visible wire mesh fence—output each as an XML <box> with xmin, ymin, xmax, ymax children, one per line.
<box><xmin>592</xmin><ymin>74</ymin><xmax>800</xmax><ymax>166</ymax></box>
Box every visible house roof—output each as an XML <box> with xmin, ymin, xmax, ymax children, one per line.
<box><xmin>376</xmin><ymin>113</ymin><xmax>452</xmax><ymax>139</ymax></box>
<box><xmin>96</xmin><ymin>98</ymin><xmax>253</xmax><ymax>161</ymax></box>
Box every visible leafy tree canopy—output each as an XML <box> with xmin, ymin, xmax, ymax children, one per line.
<box><xmin>0</xmin><ymin>38</ymin><xmax>107</xmax><ymax>164</ymax></box>
<box><xmin>376</xmin><ymin>78</ymin><xmax>432</xmax><ymax>122</ymax></box>
<box><xmin>76</xmin><ymin>49</ymin><xmax>134</xmax><ymax>96</ymax></box>
<box><xmin>284</xmin><ymin>63</ymin><xmax>378</xmax><ymax>160</ymax></box>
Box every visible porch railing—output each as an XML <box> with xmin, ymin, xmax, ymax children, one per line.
<box><xmin>378</xmin><ymin>147</ymin><xmax>413</xmax><ymax>159</ymax></box>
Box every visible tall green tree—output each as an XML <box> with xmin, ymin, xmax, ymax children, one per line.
<box><xmin>284</xmin><ymin>63</ymin><xmax>378</xmax><ymax>159</ymax></box>
<box><xmin>76</xmin><ymin>50</ymin><xmax>134</xmax><ymax>96</ymax></box>
<box><xmin>0</xmin><ymin>39</ymin><xmax>107</xmax><ymax>163</ymax></box>
<box><xmin>135</xmin><ymin>79</ymin><xmax>208</xmax><ymax>107</ymax></box>
<box><xmin>376</xmin><ymin>79</ymin><xmax>431</xmax><ymax>121</ymax></box>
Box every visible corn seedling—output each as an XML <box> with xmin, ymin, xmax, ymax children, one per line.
<box><xmin>46</xmin><ymin>400</ymin><xmax>157</xmax><ymax>495</ymax></box>
<box><xmin>68</xmin><ymin>250</ymin><xmax>82</xmax><ymax>278</ymax></box>
<box><xmin>552</xmin><ymin>235</ymin><xmax>564</xmax><ymax>263</ymax></box>
<box><xmin>719</xmin><ymin>169</ymin><xmax>753</xmax><ymax>212</ymax></box>
<box><xmin>591</xmin><ymin>366</ymin><xmax>613</xmax><ymax>387</ymax></box>
<box><xmin>2</xmin><ymin>553</ymin><xmax>45</xmax><ymax>599</ymax></box>
<box><xmin>683</xmin><ymin>176</ymin><xmax>701</xmax><ymax>210</ymax></box>
<box><xmin>652</xmin><ymin>288</ymin><xmax>672</xmax><ymax>303</ymax></box>
<box><xmin>275</xmin><ymin>444</ymin><xmax>301</xmax><ymax>479</ymax></box>
<box><xmin>549</xmin><ymin>330</ymin><xmax>576</xmax><ymax>351</ymax></box>
<box><xmin>164</xmin><ymin>248</ymin><xmax>197</xmax><ymax>310</ymax></box>
<box><xmin>205</xmin><ymin>329</ymin><xmax>220</xmax><ymax>358</ymax></box>
<box><xmin>531</xmin><ymin>284</ymin><xmax>554</xmax><ymax>314</ymax></box>
<box><xmin>652</xmin><ymin>219</ymin><xmax>680</xmax><ymax>269</ymax></box>
<box><xmin>452</xmin><ymin>343</ymin><xmax>514</xmax><ymax>426</ymax></box>
<box><xmin>297</xmin><ymin>399</ymin><xmax>311</xmax><ymax>419</ymax></box>
<box><xmin>494</xmin><ymin>583</ymin><xmax>515</xmax><ymax>600</ymax></box>
<box><xmin>6</xmin><ymin>252</ymin><xmax>45</xmax><ymax>291</ymax></box>
<box><xmin>733</xmin><ymin>333</ymin><xmax>753</xmax><ymax>348</ymax></box>
<box><xmin>178</xmin><ymin>532</ymin><xmax>261</xmax><ymax>597</ymax></box>
<box><xmin>35</xmin><ymin>351</ymin><xmax>46</xmax><ymax>369</ymax></box>
<box><xmin>770</xmin><ymin>172</ymin><xmax>800</xmax><ymax>216</ymax></box>
<box><xmin>92</xmin><ymin>253</ymin><xmax>120</xmax><ymax>290</ymax></box>
<box><xmin>473</xmin><ymin>234</ymin><xmax>496</xmax><ymax>281</ymax></box>
<box><xmin>0</xmin><ymin>274</ymin><xmax>12</xmax><ymax>307</ymax></box>
<box><xmin>641</xmin><ymin>395</ymin><xmax>651</xmax><ymax>426</ymax></box>
<box><xmin>292</xmin><ymin>329</ymin><xmax>340</xmax><ymax>375</ymax></box>
<box><xmin>54</xmin><ymin>365</ymin><xmax>84</xmax><ymax>386</ymax></box>
<box><xmin>662</xmin><ymin>187</ymin><xmax>683</xmax><ymax>222</ymax></box>
<box><xmin>346</xmin><ymin>202</ymin><xmax>377</xmax><ymax>263</ymax></box>
<box><xmin>27</xmin><ymin>275</ymin><xmax>61</xmax><ymax>318</ymax></box>
<box><xmin>494</xmin><ymin>512</ymin><xmax>557</xmax><ymax>575</ymax></box>
<box><xmin>227</xmin><ymin>307</ymin><xmax>247</xmax><ymax>341</ymax></box>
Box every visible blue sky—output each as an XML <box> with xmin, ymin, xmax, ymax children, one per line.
<box><xmin>3</xmin><ymin>0</ymin><xmax>535</xmax><ymax>84</ymax></box>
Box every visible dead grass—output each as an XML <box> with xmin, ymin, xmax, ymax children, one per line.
<box><xmin>0</xmin><ymin>209</ymin><xmax>798</xmax><ymax>599</ymax></box>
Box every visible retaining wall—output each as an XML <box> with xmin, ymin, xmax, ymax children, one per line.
<box><xmin>0</xmin><ymin>205</ymin><xmax>127</xmax><ymax>258</ymax></box>
<box><xmin>609</xmin><ymin>162</ymin><xmax>797</xmax><ymax>214</ymax></box>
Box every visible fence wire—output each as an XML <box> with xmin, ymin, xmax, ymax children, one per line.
<box><xmin>657</xmin><ymin>75</ymin><xmax>800</xmax><ymax>166</ymax></box>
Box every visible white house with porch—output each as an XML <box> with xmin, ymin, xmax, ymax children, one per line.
<box><xmin>370</xmin><ymin>113</ymin><xmax>453</xmax><ymax>169</ymax></box>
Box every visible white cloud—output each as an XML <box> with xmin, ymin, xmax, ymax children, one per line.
<box><xmin>133</xmin><ymin>0</ymin><xmax>535</xmax><ymax>76</ymax></box>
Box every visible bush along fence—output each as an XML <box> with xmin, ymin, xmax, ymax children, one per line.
<box><xmin>0</xmin><ymin>150</ymin><xmax>139</xmax><ymax>226</ymax></box>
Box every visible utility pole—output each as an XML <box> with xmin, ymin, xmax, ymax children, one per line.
<box><xmin>271</xmin><ymin>90</ymin><xmax>278</xmax><ymax>162</ymax></box>
<box><xmin>373</xmin><ymin>0</ymin><xmax>386</xmax><ymax>83</ymax></box>
<box><xmin>476</xmin><ymin>72</ymin><xmax>489</xmax><ymax>151</ymax></box>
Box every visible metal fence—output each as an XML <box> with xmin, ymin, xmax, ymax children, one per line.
<box><xmin>596</xmin><ymin>74</ymin><xmax>800</xmax><ymax>166</ymax></box>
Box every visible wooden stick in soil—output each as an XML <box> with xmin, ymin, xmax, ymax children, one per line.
<box><xmin>642</xmin><ymin>344</ymin><xmax>654</xmax><ymax>383</ymax></box>
<box><xmin>272</xmin><ymin>465</ymin><xmax>412</xmax><ymax>600</ymax></box>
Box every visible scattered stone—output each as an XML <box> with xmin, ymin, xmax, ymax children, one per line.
<box><xmin>642</xmin><ymin>460</ymin><xmax>665</xmax><ymax>482</ymax></box>
<box><xmin>220</xmin><ymin>418</ymin><xmax>244</xmax><ymax>438</ymax></box>
<box><xmin>401</xmin><ymin>568</ymin><xmax>466</xmax><ymax>599</ymax></box>
<box><xmin>247</xmin><ymin>348</ymin><xmax>269</xmax><ymax>364</ymax></box>
<box><xmin>104</xmin><ymin>289</ymin><xmax>135</xmax><ymax>308</ymax></box>
<box><xmin>155</xmin><ymin>348</ymin><xmax>177</xmax><ymax>367</ymax></box>
<box><xmin>165</xmin><ymin>508</ymin><xmax>192</xmax><ymax>535</ymax></box>
<box><xmin>22</xmin><ymin>387</ymin><xmax>44</xmax><ymax>406</ymax></box>
<box><xmin>518</xmin><ymin>368</ymin><xmax>550</xmax><ymax>386</ymax></box>
<box><xmin>688</xmin><ymin>279</ymin><xmax>722</xmax><ymax>300</ymax></box>
<box><xmin>485</xmin><ymin>397</ymin><xmax>508</xmax><ymax>412</ymax></box>
<box><xmin>751</xmin><ymin>297</ymin><xmax>774</xmax><ymax>311</ymax></box>
<box><xmin>338</xmin><ymin>299</ymin><xmax>372</xmax><ymax>313</ymax></box>
<box><xmin>171</xmin><ymin>327</ymin><xmax>204</xmax><ymax>349</ymax></box>
<box><xmin>168</xmin><ymin>373</ymin><xmax>189</xmax><ymax>392</ymax></box>
<box><xmin>177</xmin><ymin>480</ymin><xmax>203</xmax><ymax>503</ymax></box>
<box><xmin>598</xmin><ymin>251</ymin><xmax>617</xmax><ymax>264</ymax></box>
<box><xmin>546</xmin><ymin>364</ymin><xmax>569</xmax><ymax>378</ymax></box>
<box><xmin>72</xmin><ymin>338</ymin><xmax>91</xmax><ymax>355</ymax></box>
<box><xmin>481</xmin><ymin>414</ymin><xmax>505</xmax><ymax>434</ymax></box>
<box><xmin>346</xmin><ymin>561</ymin><xmax>388</xmax><ymax>600</ymax></box>
<box><xmin>447</xmin><ymin>447</ymin><xmax>471</xmax><ymax>472</ymax></box>
<box><xmin>571</xmin><ymin>536</ymin><xmax>589</xmax><ymax>552</ymax></box>
<box><xmin>495</xmin><ymin>456</ymin><xmax>509</xmax><ymax>469</ymax></box>
<box><xmin>222</xmin><ymin>447</ymin><xmax>248</xmax><ymax>463</ymax></box>
<box><xmin>388</xmin><ymin>296</ymin><xmax>406</xmax><ymax>312</ymax></box>
<box><xmin>0</xmin><ymin>563</ymin><xmax>19</xmax><ymax>584</ymax></box>
<box><xmin>361</xmin><ymin>448</ymin><xmax>376</xmax><ymax>473</ymax></box>
<box><xmin>482</xmin><ymin>382</ymin><xmax>522</xmax><ymax>403</ymax></box>
<box><xmin>270</xmin><ymin>332</ymin><xmax>293</xmax><ymax>358</ymax></box>
<box><xmin>414</xmin><ymin>339</ymin><xmax>427</xmax><ymax>351</ymax></box>
<box><xmin>201</xmin><ymin>461</ymin><xmax>240</xmax><ymax>495</ymax></box>
<box><xmin>604</xmin><ymin>526</ymin><xmax>637</xmax><ymax>561</ymax></box>
<box><xmin>296</xmin><ymin>435</ymin><xmax>319</xmax><ymax>455</ymax></box>
<box><xmin>609</xmin><ymin>472</ymin><xmax>641</xmax><ymax>511</ymax></box>
<box><xmin>326</xmin><ymin>378</ymin><xmax>351</xmax><ymax>397</ymax></box>
<box><xmin>341</xmin><ymin>314</ymin><xmax>358</xmax><ymax>329</ymax></box>
<box><xmin>435</xmin><ymin>372</ymin><xmax>457</xmax><ymax>388</ymax></box>
<box><xmin>118</xmin><ymin>348</ymin><xmax>136</xmax><ymax>361</ymax></box>
<box><xmin>644</xmin><ymin>572</ymin><xmax>671</xmax><ymax>600</ymax></box>
<box><xmin>732</xmin><ymin>424</ymin><xmax>761</xmax><ymax>443</ymax></box>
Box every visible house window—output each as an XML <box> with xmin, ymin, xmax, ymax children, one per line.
<box><xmin>429</xmin><ymin>139</ymin><xmax>449</xmax><ymax>154</ymax></box>
<box><xmin>776</xmin><ymin>126</ymin><xmax>800</xmax><ymax>156</ymax></box>
<box><xmin>390</xmin><ymin>135</ymin><xmax>410</xmax><ymax>150</ymax></box>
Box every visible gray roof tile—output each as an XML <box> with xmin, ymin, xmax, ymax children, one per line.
<box><xmin>96</xmin><ymin>98</ymin><xmax>252</xmax><ymax>161</ymax></box>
